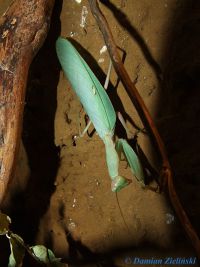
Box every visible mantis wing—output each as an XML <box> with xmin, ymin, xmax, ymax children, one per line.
<box><xmin>116</xmin><ymin>139</ymin><xmax>145</xmax><ymax>184</ymax></box>
<box><xmin>56</xmin><ymin>37</ymin><xmax>116</xmax><ymax>139</ymax></box>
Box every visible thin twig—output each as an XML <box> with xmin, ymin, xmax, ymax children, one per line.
<box><xmin>88</xmin><ymin>0</ymin><xmax>200</xmax><ymax>258</ymax></box>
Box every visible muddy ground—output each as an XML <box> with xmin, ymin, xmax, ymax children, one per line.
<box><xmin>0</xmin><ymin>0</ymin><xmax>200</xmax><ymax>266</ymax></box>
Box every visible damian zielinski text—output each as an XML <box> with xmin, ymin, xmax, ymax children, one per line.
<box><xmin>124</xmin><ymin>256</ymin><xmax>197</xmax><ymax>265</ymax></box>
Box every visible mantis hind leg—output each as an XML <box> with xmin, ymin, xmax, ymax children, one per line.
<box><xmin>117</xmin><ymin>111</ymin><xmax>145</xmax><ymax>139</ymax></box>
<box><xmin>79</xmin><ymin>119</ymin><xmax>92</xmax><ymax>137</ymax></box>
<box><xmin>73</xmin><ymin>112</ymin><xmax>93</xmax><ymax>140</ymax></box>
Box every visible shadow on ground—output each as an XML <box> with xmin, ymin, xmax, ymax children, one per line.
<box><xmin>158</xmin><ymin>0</ymin><xmax>200</xmax><ymax>237</ymax></box>
<box><xmin>8</xmin><ymin>0</ymin><xmax>63</xmax><ymax>250</ymax></box>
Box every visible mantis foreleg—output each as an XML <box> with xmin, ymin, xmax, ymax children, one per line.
<box><xmin>103</xmin><ymin>134</ymin><xmax>131</xmax><ymax>192</ymax></box>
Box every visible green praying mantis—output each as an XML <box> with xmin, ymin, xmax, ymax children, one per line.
<box><xmin>56</xmin><ymin>37</ymin><xmax>145</xmax><ymax>192</ymax></box>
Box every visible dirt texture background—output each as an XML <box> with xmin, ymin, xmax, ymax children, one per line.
<box><xmin>0</xmin><ymin>0</ymin><xmax>200</xmax><ymax>266</ymax></box>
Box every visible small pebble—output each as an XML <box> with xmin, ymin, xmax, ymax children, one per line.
<box><xmin>88</xmin><ymin>192</ymin><xmax>94</xmax><ymax>199</ymax></box>
<box><xmin>72</xmin><ymin>198</ymin><xmax>77</xmax><ymax>208</ymax></box>
<box><xmin>80</xmin><ymin>6</ymin><xmax>88</xmax><ymax>28</ymax></box>
<box><xmin>68</xmin><ymin>221</ymin><xmax>76</xmax><ymax>231</ymax></box>
<box><xmin>94</xmin><ymin>178</ymin><xmax>100</xmax><ymax>186</ymax></box>
<box><xmin>100</xmin><ymin>45</ymin><xmax>107</xmax><ymax>54</ymax></box>
<box><xmin>98</xmin><ymin>58</ymin><xmax>105</xmax><ymax>63</ymax></box>
<box><xmin>70</xmin><ymin>31</ymin><xmax>76</xmax><ymax>37</ymax></box>
<box><xmin>166</xmin><ymin>213</ymin><xmax>175</xmax><ymax>224</ymax></box>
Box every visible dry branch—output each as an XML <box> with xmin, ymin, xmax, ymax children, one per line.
<box><xmin>89</xmin><ymin>0</ymin><xmax>200</xmax><ymax>258</ymax></box>
<box><xmin>0</xmin><ymin>0</ymin><xmax>55</xmax><ymax>206</ymax></box>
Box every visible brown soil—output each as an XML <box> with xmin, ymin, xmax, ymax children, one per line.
<box><xmin>1</xmin><ymin>1</ymin><xmax>200</xmax><ymax>266</ymax></box>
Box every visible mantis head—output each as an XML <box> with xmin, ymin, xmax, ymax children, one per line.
<box><xmin>111</xmin><ymin>176</ymin><xmax>131</xmax><ymax>192</ymax></box>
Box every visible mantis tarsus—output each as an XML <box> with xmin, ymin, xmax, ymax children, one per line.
<box><xmin>56</xmin><ymin>37</ymin><xmax>144</xmax><ymax>192</ymax></box>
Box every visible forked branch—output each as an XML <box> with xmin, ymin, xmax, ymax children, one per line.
<box><xmin>89</xmin><ymin>0</ymin><xmax>200</xmax><ymax>258</ymax></box>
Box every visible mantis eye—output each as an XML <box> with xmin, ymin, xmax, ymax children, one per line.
<box><xmin>111</xmin><ymin>176</ymin><xmax>131</xmax><ymax>192</ymax></box>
